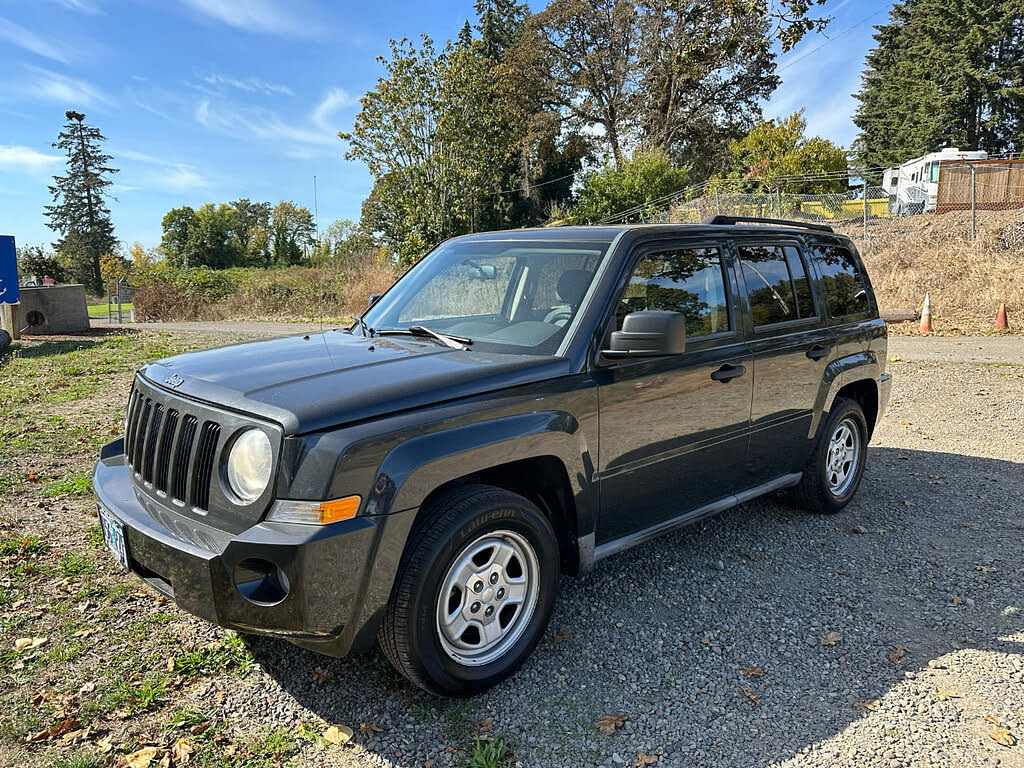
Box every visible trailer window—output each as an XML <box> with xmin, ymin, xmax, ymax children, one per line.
<box><xmin>930</xmin><ymin>163</ymin><xmax>940</xmax><ymax>183</ymax></box>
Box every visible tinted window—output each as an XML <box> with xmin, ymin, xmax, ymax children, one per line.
<box><xmin>617</xmin><ymin>247</ymin><xmax>731</xmax><ymax>337</ymax></box>
<box><xmin>813</xmin><ymin>245</ymin><xmax>870</xmax><ymax>317</ymax></box>
<box><xmin>739</xmin><ymin>245</ymin><xmax>815</xmax><ymax>326</ymax></box>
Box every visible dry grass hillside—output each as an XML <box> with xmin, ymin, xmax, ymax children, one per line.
<box><xmin>833</xmin><ymin>209</ymin><xmax>1023</xmax><ymax>333</ymax></box>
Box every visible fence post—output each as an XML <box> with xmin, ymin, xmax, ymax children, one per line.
<box><xmin>714</xmin><ymin>184</ymin><xmax>721</xmax><ymax>215</ymax></box>
<box><xmin>970</xmin><ymin>164</ymin><xmax>977</xmax><ymax>241</ymax></box>
<box><xmin>775</xmin><ymin>187</ymin><xmax>782</xmax><ymax>217</ymax></box>
<box><xmin>117</xmin><ymin>278</ymin><xmax>123</xmax><ymax>324</ymax></box>
<box><xmin>862</xmin><ymin>179</ymin><xmax>868</xmax><ymax>246</ymax></box>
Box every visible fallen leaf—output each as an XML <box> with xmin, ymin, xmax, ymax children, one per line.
<box><xmin>961</xmin><ymin>522</ymin><xmax>981</xmax><ymax>529</ymax></box>
<box><xmin>476</xmin><ymin>718</ymin><xmax>493</xmax><ymax>733</ymax></box>
<box><xmin>26</xmin><ymin>472</ymin><xmax>39</xmax><ymax>482</ymax></box>
<box><xmin>990</xmin><ymin>728</ymin><xmax>1017</xmax><ymax>747</ymax></box>
<box><xmin>952</xmin><ymin>594</ymin><xmax>964</xmax><ymax>605</ymax></box>
<box><xmin>974</xmin><ymin>565</ymin><xmax>997</xmax><ymax>573</ymax></box>
<box><xmin>889</xmin><ymin>645</ymin><xmax>909</xmax><ymax>665</ymax></box>
<box><xmin>95</xmin><ymin>734</ymin><xmax>114</xmax><ymax>753</ymax></box>
<box><xmin>853</xmin><ymin>699</ymin><xmax>881</xmax><ymax>712</ymax></box>
<box><xmin>741</xmin><ymin>686</ymin><xmax>761</xmax><ymax>705</ymax></box>
<box><xmin>14</xmin><ymin>636</ymin><xmax>47</xmax><ymax>651</ymax></box>
<box><xmin>553</xmin><ymin>626</ymin><xmax>572</xmax><ymax>643</ymax></box>
<box><xmin>596</xmin><ymin>713</ymin><xmax>628</xmax><ymax>735</ymax></box>
<box><xmin>634</xmin><ymin>752</ymin><xmax>658</xmax><ymax>766</ymax></box>
<box><xmin>313</xmin><ymin>666</ymin><xmax>334</xmax><ymax>684</ymax></box>
<box><xmin>359</xmin><ymin>721</ymin><xmax>382</xmax><ymax>737</ymax></box>
<box><xmin>934</xmin><ymin>688</ymin><xmax>960</xmax><ymax>701</ymax></box>
<box><xmin>171</xmin><ymin>738</ymin><xmax>193</xmax><ymax>765</ymax></box>
<box><xmin>820</xmin><ymin>632</ymin><xmax>842</xmax><ymax>646</ymax></box>
<box><xmin>125</xmin><ymin>746</ymin><xmax>160</xmax><ymax>768</ymax></box>
<box><xmin>740</xmin><ymin>667</ymin><xmax>764</xmax><ymax>678</ymax></box>
<box><xmin>222</xmin><ymin>745</ymin><xmax>237</xmax><ymax>758</ymax></box>
<box><xmin>322</xmin><ymin>725</ymin><xmax>353</xmax><ymax>745</ymax></box>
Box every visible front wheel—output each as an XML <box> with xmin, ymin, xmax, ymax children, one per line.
<box><xmin>792</xmin><ymin>397</ymin><xmax>869</xmax><ymax>514</ymax></box>
<box><xmin>378</xmin><ymin>485</ymin><xmax>559</xmax><ymax>696</ymax></box>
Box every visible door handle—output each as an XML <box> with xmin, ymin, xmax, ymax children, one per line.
<box><xmin>711</xmin><ymin>364</ymin><xmax>746</xmax><ymax>383</ymax></box>
<box><xmin>806</xmin><ymin>344</ymin><xmax>831</xmax><ymax>361</ymax></box>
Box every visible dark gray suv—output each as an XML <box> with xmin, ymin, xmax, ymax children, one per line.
<box><xmin>94</xmin><ymin>216</ymin><xmax>891</xmax><ymax>695</ymax></box>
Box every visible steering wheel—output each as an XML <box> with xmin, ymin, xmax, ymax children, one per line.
<box><xmin>544</xmin><ymin>307</ymin><xmax>573</xmax><ymax>327</ymax></box>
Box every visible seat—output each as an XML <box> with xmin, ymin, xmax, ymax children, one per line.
<box><xmin>543</xmin><ymin>269</ymin><xmax>593</xmax><ymax>326</ymax></box>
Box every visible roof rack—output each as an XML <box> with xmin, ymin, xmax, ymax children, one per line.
<box><xmin>700</xmin><ymin>215</ymin><xmax>834</xmax><ymax>233</ymax></box>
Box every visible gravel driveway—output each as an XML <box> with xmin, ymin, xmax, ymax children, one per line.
<box><xmin>169</xmin><ymin>336</ymin><xmax>1022</xmax><ymax>768</ymax></box>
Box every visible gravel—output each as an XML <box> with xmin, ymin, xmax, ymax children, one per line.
<box><xmin>177</xmin><ymin>336</ymin><xmax>1024</xmax><ymax>767</ymax></box>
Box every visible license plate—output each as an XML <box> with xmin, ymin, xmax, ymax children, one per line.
<box><xmin>98</xmin><ymin>506</ymin><xmax>129</xmax><ymax>570</ymax></box>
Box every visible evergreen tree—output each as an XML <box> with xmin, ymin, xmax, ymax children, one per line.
<box><xmin>853</xmin><ymin>0</ymin><xmax>1024</xmax><ymax>172</ymax></box>
<box><xmin>44</xmin><ymin>111</ymin><xmax>118</xmax><ymax>293</ymax></box>
<box><xmin>476</xmin><ymin>0</ymin><xmax>529</xmax><ymax>61</ymax></box>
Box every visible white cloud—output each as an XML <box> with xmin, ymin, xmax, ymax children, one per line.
<box><xmin>311</xmin><ymin>87</ymin><xmax>357</xmax><ymax>130</ymax></box>
<box><xmin>0</xmin><ymin>145</ymin><xmax>62</xmax><ymax>172</ymax></box>
<box><xmin>196</xmin><ymin>97</ymin><xmax>341</xmax><ymax>150</ymax></box>
<box><xmin>176</xmin><ymin>0</ymin><xmax>319</xmax><ymax>38</ymax></box>
<box><xmin>26</xmin><ymin>67</ymin><xmax>115</xmax><ymax>109</ymax></box>
<box><xmin>153</xmin><ymin>166</ymin><xmax>209</xmax><ymax>192</ymax></box>
<box><xmin>203</xmin><ymin>73</ymin><xmax>294</xmax><ymax>97</ymax></box>
<box><xmin>0</xmin><ymin>17</ymin><xmax>71</xmax><ymax>63</ymax></box>
<box><xmin>51</xmin><ymin>0</ymin><xmax>103</xmax><ymax>13</ymax></box>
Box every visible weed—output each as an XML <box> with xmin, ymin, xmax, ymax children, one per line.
<box><xmin>0</xmin><ymin>535</ymin><xmax>48</xmax><ymax>556</ymax></box>
<box><xmin>464</xmin><ymin>737</ymin><xmax>514</xmax><ymax>768</ymax></box>
<box><xmin>58</xmin><ymin>552</ymin><xmax>96</xmax><ymax>578</ymax></box>
<box><xmin>42</xmin><ymin>471</ymin><xmax>93</xmax><ymax>498</ymax></box>
<box><xmin>48</xmin><ymin>750</ymin><xmax>106</xmax><ymax>768</ymax></box>
<box><xmin>120</xmin><ymin>675</ymin><xmax>167</xmax><ymax>711</ymax></box>
<box><xmin>87</xmin><ymin>525</ymin><xmax>104</xmax><ymax>547</ymax></box>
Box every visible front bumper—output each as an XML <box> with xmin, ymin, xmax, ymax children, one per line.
<box><xmin>92</xmin><ymin>441</ymin><xmax>414</xmax><ymax>656</ymax></box>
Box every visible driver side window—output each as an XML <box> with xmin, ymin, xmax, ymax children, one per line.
<box><xmin>616</xmin><ymin>246</ymin><xmax>732</xmax><ymax>337</ymax></box>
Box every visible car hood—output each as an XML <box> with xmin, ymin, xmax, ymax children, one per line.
<box><xmin>139</xmin><ymin>330</ymin><xmax>569</xmax><ymax>434</ymax></box>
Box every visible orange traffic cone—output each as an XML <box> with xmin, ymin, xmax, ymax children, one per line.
<box><xmin>919</xmin><ymin>293</ymin><xmax>932</xmax><ymax>333</ymax></box>
<box><xmin>995</xmin><ymin>303</ymin><xmax>1008</xmax><ymax>330</ymax></box>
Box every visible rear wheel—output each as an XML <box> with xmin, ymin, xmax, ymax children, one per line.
<box><xmin>378</xmin><ymin>485</ymin><xmax>559</xmax><ymax>696</ymax></box>
<box><xmin>792</xmin><ymin>397</ymin><xmax>868</xmax><ymax>514</ymax></box>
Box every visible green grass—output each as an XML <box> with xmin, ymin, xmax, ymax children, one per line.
<box><xmin>0</xmin><ymin>535</ymin><xmax>49</xmax><ymax>556</ymax></box>
<box><xmin>42</xmin><ymin>471</ymin><xmax>94</xmax><ymax>498</ymax></box>
<box><xmin>58</xmin><ymin>552</ymin><xmax>96</xmax><ymax>578</ymax></box>
<box><xmin>119</xmin><ymin>675</ymin><xmax>168</xmax><ymax>712</ymax></box>
<box><xmin>87</xmin><ymin>302</ymin><xmax>133</xmax><ymax>319</ymax></box>
<box><xmin>464</xmin><ymin>737</ymin><xmax>514</xmax><ymax>768</ymax></box>
<box><xmin>48</xmin><ymin>751</ymin><xmax>106</xmax><ymax>768</ymax></box>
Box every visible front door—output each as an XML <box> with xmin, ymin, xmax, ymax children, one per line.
<box><xmin>595</xmin><ymin>242</ymin><xmax>753</xmax><ymax>545</ymax></box>
<box><xmin>735</xmin><ymin>241</ymin><xmax>834</xmax><ymax>482</ymax></box>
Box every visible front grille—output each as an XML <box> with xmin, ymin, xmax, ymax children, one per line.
<box><xmin>124</xmin><ymin>387</ymin><xmax>222</xmax><ymax>511</ymax></box>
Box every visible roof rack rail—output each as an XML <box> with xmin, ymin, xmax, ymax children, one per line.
<box><xmin>700</xmin><ymin>215</ymin><xmax>834</xmax><ymax>233</ymax></box>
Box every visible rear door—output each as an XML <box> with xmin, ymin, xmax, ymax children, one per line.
<box><xmin>594</xmin><ymin>239</ymin><xmax>752</xmax><ymax>544</ymax></box>
<box><xmin>736</xmin><ymin>240</ymin><xmax>834</xmax><ymax>483</ymax></box>
<box><xmin>808</xmin><ymin>241</ymin><xmax>875</xmax><ymax>361</ymax></box>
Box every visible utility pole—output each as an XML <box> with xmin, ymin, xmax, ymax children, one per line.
<box><xmin>313</xmin><ymin>176</ymin><xmax>320</xmax><ymax>245</ymax></box>
<box><xmin>970</xmin><ymin>164</ymin><xmax>977</xmax><ymax>241</ymax></box>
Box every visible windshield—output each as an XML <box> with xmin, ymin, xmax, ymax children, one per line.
<box><xmin>362</xmin><ymin>238</ymin><xmax>612</xmax><ymax>355</ymax></box>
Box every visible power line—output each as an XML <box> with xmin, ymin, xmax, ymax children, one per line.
<box><xmin>776</xmin><ymin>8</ymin><xmax>889</xmax><ymax>75</ymax></box>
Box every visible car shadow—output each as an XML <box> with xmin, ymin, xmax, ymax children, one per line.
<box><xmin>243</xmin><ymin>446</ymin><xmax>1023</xmax><ymax>767</ymax></box>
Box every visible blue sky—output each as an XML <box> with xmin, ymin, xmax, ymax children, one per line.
<box><xmin>0</xmin><ymin>0</ymin><xmax>893</xmax><ymax>252</ymax></box>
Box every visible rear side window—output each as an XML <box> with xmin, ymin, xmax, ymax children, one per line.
<box><xmin>738</xmin><ymin>245</ymin><xmax>816</xmax><ymax>326</ymax></box>
<box><xmin>617</xmin><ymin>246</ymin><xmax>731</xmax><ymax>337</ymax></box>
<box><xmin>813</xmin><ymin>245</ymin><xmax>870</xmax><ymax>317</ymax></box>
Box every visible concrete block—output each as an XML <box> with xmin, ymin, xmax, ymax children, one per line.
<box><xmin>18</xmin><ymin>285</ymin><xmax>90</xmax><ymax>335</ymax></box>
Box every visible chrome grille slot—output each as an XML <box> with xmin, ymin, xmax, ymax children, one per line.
<box><xmin>154</xmin><ymin>409</ymin><xmax>178</xmax><ymax>493</ymax></box>
<box><xmin>173</xmin><ymin>415</ymin><xmax>198</xmax><ymax>504</ymax></box>
<box><xmin>142</xmin><ymin>404</ymin><xmax>163</xmax><ymax>484</ymax></box>
<box><xmin>192</xmin><ymin>422</ymin><xmax>221</xmax><ymax>510</ymax></box>
<box><xmin>133</xmin><ymin>399</ymin><xmax>152</xmax><ymax>470</ymax></box>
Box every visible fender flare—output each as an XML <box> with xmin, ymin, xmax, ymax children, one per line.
<box><xmin>808</xmin><ymin>351</ymin><xmax>881</xmax><ymax>439</ymax></box>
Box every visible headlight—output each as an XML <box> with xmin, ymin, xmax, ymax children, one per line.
<box><xmin>226</xmin><ymin>429</ymin><xmax>272</xmax><ymax>502</ymax></box>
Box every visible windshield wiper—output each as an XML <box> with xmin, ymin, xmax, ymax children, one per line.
<box><xmin>351</xmin><ymin>316</ymin><xmax>376</xmax><ymax>337</ymax></box>
<box><xmin>376</xmin><ymin>325</ymin><xmax>472</xmax><ymax>350</ymax></box>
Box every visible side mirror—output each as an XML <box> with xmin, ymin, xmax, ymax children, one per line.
<box><xmin>604</xmin><ymin>311</ymin><xmax>686</xmax><ymax>359</ymax></box>
<box><xmin>367</xmin><ymin>293</ymin><xmax>383</xmax><ymax>310</ymax></box>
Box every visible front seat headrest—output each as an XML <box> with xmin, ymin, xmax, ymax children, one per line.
<box><xmin>556</xmin><ymin>270</ymin><xmax>593</xmax><ymax>306</ymax></box>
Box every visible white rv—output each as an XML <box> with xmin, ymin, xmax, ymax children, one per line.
<box><xmin>882</xmin><ymin>148</ymin><xmax>988</xmax><ymax>215</ymax></box>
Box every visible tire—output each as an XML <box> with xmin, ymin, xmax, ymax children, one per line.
<box><xmin>791</xmin><ymin>397</ymin><xmax>869</xmax><ymax>514</ymax></box>
<box><xmin>0</xmin><ymin>329</ymin><xmax>10</xmax><ymax>357</ymax></box>
<box><xmin>378</xmin><ymin>484</ymin><xmax>559</xmax><ymax>696</ymax></box>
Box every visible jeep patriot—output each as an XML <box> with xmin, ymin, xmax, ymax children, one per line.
<box><xmin>93</xmin><ymin>216</ymin><xmax>891</xmax><ymax>695</ymax></box>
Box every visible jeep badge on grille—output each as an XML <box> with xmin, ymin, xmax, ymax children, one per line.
<box><xmin>164</xmin><ymin>373</ymin><xmax>184</xmax><ymax>389</ymax></box>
